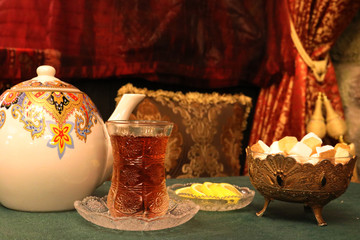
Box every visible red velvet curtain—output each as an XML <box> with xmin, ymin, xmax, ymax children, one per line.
<box><xmin>0</xmin><ymin>0</ymin><xmax>265</xmax><ymax>89</ymax></box>
<box><xmin>248</xmin><ymin>0</ymin><xmax>360</xmax><ymax>173</ymax></box>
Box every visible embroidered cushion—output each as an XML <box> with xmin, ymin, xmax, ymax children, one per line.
<box><xmin>116</xmin><ymin>83</ymin><xmax>252</xmax><ymax>178</ymax></box>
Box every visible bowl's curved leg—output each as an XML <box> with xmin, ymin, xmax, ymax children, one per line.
<box><xmin>311</xmin><ymin>205</ymin><xmax>327</xmax><ymax>226</ymax></box>
<box><xmin>256</xmin><ymin>197</ymin><xmax>271</xmax><ymax>217</ymax></box>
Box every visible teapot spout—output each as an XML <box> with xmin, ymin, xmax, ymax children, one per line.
<box><xmin>108</xmin><ymin>94</ymin><xmax>145</xmax><ymax>121</ymax></box>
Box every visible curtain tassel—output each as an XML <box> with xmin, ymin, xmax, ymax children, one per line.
<box><xmin>322</xmin><ymin>93</ymin><xmax>347</xmax><ymax>141</ymax></box>
<box><xmin>306</xmin><ymin>92</ymin><xmax>326</xmax><ymax>138</ymax></box>
<box><xmin>306</xmin><ymin>92</ymin><xmax>349</xmax><ymax>143</ymax></box>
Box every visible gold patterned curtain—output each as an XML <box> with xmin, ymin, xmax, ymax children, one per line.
<box><xmin>248</xmin><ymin>0</ymin><xmax>360</xmax><ymax>166</ymax></box>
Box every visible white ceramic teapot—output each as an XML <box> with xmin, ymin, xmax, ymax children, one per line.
<box><xmin>0</xmin><ymin>65</ymin><xmax>145</xmax><ymax>211</ymax></box>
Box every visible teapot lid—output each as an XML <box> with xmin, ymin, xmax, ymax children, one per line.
<box><xmin>10</xmin><ymin>65</ymin><xmax>81</xmax><ymax>93</ymax></box>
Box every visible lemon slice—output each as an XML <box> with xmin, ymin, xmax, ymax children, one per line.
<box><xmin>175</xmin><ymin>182</ymin><xmax>242</xmax><ymax>203</ymax></box>
<box><xmin>208</xmin><ymin>183</ymin><xmax>232</xmax><ymax>198</ymax></box>
<box><xmin>219</xmin><ymin>183</ymin><xmax>242</xmax><ymax>196</ymax></box>
<box><xmin>200</xmin><ymin>182</ymin><xmax>213</xmax><ymax>196</ymax></box>
<box><xmin>208</xmin><ymin>183</ymin><xmax>242</xmax><ymax>203</ymax></box>
<box><xmin>174</xmin><ymin>186</ymin><xmax>194</xmax><ymax>198</ymax></box>
<box><xmin>190</xmin><ymin>183</ymin><xmax>207</xmax><ymax>197</ymax></box>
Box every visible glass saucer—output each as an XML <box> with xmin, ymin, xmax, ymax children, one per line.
<box><xmin>74</xmin><ymin>195</ymin><xmax>200</xmax><ymax>231</ymax></box>
<box><xmin>167</xmin><ymin>183</ymin><xmax>255</xmax><ymax>211</ymax></box>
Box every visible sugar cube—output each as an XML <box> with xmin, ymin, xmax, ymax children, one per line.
<box><xmin>278</xmin><ymin>136</ymin><xmax>298</xmax><ymax>154</ymax></box>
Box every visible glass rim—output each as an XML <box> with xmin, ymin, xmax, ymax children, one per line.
<box><xmin>106</xmin><ymin>120</ymin><xmax>173</xmax><ymax>126</ymax></box>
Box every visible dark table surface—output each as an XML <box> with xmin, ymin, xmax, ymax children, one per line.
<box><xmin>0</xmin><ymin>176</ymin><xmax>359</xmax><ymax>240</ymax></box>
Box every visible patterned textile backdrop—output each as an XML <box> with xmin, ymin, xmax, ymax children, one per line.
<box><xmin>116</xmin><ymin>83</ymin><xmax>252</xmax><ymax>178</ymax></box>
<box><xmin>0</xmin><ymin>0</ymin><xmax>266</xmax><ymax>89</ymax></box>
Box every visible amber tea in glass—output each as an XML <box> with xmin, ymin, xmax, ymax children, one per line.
<box><xmin>106</xmin><ymin>120</ymin><xmax>173</xmax><ymax>218</ymax></box>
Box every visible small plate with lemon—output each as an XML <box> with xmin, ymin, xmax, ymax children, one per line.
<box><xmin>167</xmin><ymin>182</ymin><xmax>255</xmax><ymax>211</ymax></box>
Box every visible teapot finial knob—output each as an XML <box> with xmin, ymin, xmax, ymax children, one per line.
<box><xmin>37</xmin><ymin>65</ymin><xmax>56</xmax><ymax>77</ymax></box>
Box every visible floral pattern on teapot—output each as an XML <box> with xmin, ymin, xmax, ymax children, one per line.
<box><xmin>0</xmin><ymin>89</ymin><xmax>99</xmax><ymax>159</ymax></box>
<box><xmin>0</xmin><ymin>110</ymin><xmax>5</xmax><ymax>128</ymax></box>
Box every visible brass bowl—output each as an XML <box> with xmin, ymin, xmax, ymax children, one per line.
<box><xmin>246</xmin><ymin>147</ymin><xmax>356</xmax><ymax>226</ymax></box>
